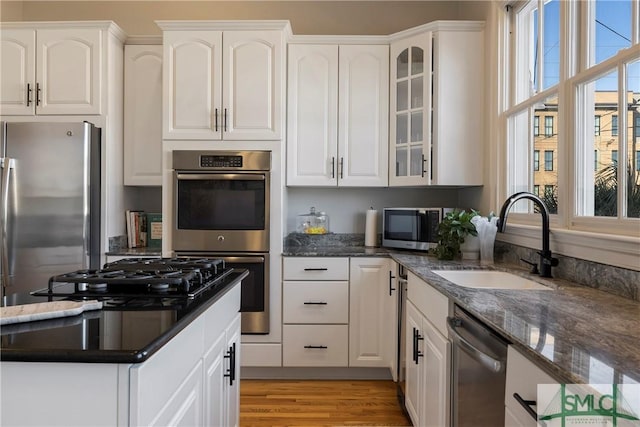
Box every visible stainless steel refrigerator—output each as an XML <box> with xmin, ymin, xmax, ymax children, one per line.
<box><xmin>0</xmin><ymin>121</ymin><xmax>101</xmax><ymax>306</ymax></box>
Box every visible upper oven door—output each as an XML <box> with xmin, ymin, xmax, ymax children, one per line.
<box><xmin>173</xmin><ymin>171</ymin><xmax>270</xmax><ymax>252</ymax></box>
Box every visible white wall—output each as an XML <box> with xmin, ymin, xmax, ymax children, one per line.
<box><xmin>286</xmin><ymin>187</ymin><xmax>477</xmax><ymax>234</ymax></box>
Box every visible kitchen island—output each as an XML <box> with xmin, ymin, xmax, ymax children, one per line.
<box><xmin>0</xmin><ymin>269</ymin><xmax>248</xmax><ymax>426</ymax></box>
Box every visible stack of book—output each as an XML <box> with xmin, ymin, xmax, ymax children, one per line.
<box><xmin>126</xmin><ymin>210</ymin><xmax>163</xmax><ymax>249</ymax></box>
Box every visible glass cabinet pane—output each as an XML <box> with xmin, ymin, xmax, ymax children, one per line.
<box><xmin>396</xmin><ymin>147</ymin><xmax>408</xmax><ymax>176</ymax></box>
<box><xmin>396</xmin><ymin>113</ymin><xmax>408</xmax><ymax>145</ymax></box>
<box><xmin>410</xmin><ymin>111</ymin><xmax>423</xmax><ymax>142</ymax></box>
<box><xmin>411</xmin><ymin>77</ymin><xmax>423</xmax><ymax>109</ymax></box>
<box><xmin>410</xmin><ymin>146</ymin><xmax>423</xmax><ymax>176</ymax></box>
<box><xmin>397</xmin><ymin>49</ymin><xmax>409</xmax><ymax>79</ymax></box>
<box><xmin>397</xmin><ymin>80</ymin><xmax>408</xmax><ymax>111</ymax></box>
<box><xmin>411</xmin><ymin>47</ymin><xmax>424</xmax><ymax>75</ymax></box>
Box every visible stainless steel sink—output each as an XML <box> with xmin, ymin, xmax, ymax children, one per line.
<box><xmin>432</xmin><ymin>270</ymin><xmax>553</xmax><ymax>290</ymax></box>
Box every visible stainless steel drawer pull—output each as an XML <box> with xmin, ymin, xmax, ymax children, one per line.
<box><xmin>303</xmin><ymin>268</ymin><xmax>328</xmax><ymax>271</ymax></box>
<box><xmin>304</xmin><ymin>345</ymin><xmax>328</xmax><ymax>349</ymax></box>
<box><xmin>303</xmin><ymin>302</ymin><xmax>328</xmax><ymax>305</ymax></box>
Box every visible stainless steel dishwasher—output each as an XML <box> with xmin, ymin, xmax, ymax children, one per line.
<box><xmin>448</xmin><ymin>304</ymin><xmax>509</xmax><ymax>427</ymax></box>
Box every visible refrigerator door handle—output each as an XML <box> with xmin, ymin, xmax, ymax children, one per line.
<box><xmin>1</xmin><ymin>157</ymin><xmax>15</xmax><ymax>291</ymax></box>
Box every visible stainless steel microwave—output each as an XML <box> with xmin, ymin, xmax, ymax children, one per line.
<box><xmin>382</xmin><ymin>207</ymin><xmax>453</xmax><ymax>251</ymax></box>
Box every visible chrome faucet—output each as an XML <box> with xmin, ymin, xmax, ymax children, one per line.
<box><xmin>497</xmin><ymin>192</ymin><xmax>559</xmax><ymax>278</ymax></box>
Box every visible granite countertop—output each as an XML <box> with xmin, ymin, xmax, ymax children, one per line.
<box><xmin>283</xmin><ymin>245</ymin><xmax>392</xmax><ymax>257</ymax></box>
<box><xmin>105</xmin><ymin>247</ymin><xmax>162</xmax><ymax>257</ymax></box>
<box><xmin>391</xmin><ymin>253</ymin><xmax>640</xmax><ymax>386</ymax></box>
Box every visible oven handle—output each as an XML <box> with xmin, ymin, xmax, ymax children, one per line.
<box><xmin>447</xmin><ymin>316</ymin><xmax>505</xmax><ymax>373</ymax></box>
<box><xmin>213</xmin><ymin>256</ymin><xmax>265</xmax><ymax>264</ymax></box>
<box><xmin>176</xmin><ymin>173</ymin><xmax>266</xmax><ymax>181</ymax></box>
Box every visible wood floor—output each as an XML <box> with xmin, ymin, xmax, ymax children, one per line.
<box><xmin>240</xmin><ymin>380</ymin><xmax>413</xmax><ymax>427</ymax></box>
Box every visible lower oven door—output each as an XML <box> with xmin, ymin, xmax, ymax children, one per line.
<box><xmin>177</xmin><ymin>252</ymin><xmax>269</xmax><ymax>335</ymax></box>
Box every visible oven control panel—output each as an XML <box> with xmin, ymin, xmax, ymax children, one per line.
<box><xmin>200</xmin><ymin>155</ymin><xmax>243</xmax><ymax>168</ymax></box>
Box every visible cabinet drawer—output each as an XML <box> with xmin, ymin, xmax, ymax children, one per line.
<box><xmin>283</xmin><ymin>281</ymin><xmax>349</xmax><ymax>324</ymax></box>
<box><xmin>407</xmin><ymin>271</ymin><xmax>449</xmax><ymax>336</ymax></box>
<box><xmin>505</xmin><ymin>346</ymin><xmax>558</xmax><ymax>427</ymax></box>
<box><xmin>283</xmin><ymin>257</ymin><xmax>349</xmax><ymax>281</ymax></box>
<box><xmin>283</xmin><ymin>325</ymin><xmax>348</xmax><ymax>367</ymax></box>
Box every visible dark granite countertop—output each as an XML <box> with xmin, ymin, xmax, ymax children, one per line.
<box><xmin>283</xmin><ymin>245</ymin><xmax>392</xmax><ymax>257</ymax></box>
<box><xmin>0</xmin><ymin>270</ymin><xmax>248</xmax><ymax>363</ymax></box>
<box><xmin>390</xmin><ymin>253</ymin><xmax>640</xmax><ymax>386</ymax></box>
<box><xmin>105</xmin><ymin>247</ymin><xmax>162</xmax><ymax>257</ymax></box>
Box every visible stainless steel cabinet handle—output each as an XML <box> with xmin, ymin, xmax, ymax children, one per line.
<box><xmin>36</xmin><ymin>83</ymin><xmax>42</xmax><ymax>106</ymax></box>
<box><xmin>303</xmin><ymin>301</ymin><xmax>328</xmax><ymax>305</ymax></box>
<box><xmin>304</xmin><ymin>345</ymin><xmax>328</xmax><ymax>349</ymax></box>
<box><xmin>447</xmin><ymin>317</ymin><xmax>505</xmax><ymax>373</ymax></box>
<box><xmin>304</xmin><ymin>267</ymin><xmax>328</xmax><ymax>271</ymax></box>
<box><xmin>389</xmin><ymin>271</ymin><xmax>396</xmax><ymax>296</ymax></box>
<box><xmin>224</xmin><ymin>108</ymin><xmax>228</xmax><ymax>132</ymax></box>
<box><xmin>26</xmin><ymin>83</ymin><xmax>32</xmax><ymax>106</ymax></box>
<box><xmin>214</xmin><ymin>108</ymin><xmax>219</xmax><ymax>132</ymax></box>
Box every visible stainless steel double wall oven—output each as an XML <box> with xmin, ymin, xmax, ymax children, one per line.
<box><xmin>172</xmin><ymin>150</ymin><xmax>271</xmax><ymax>334</ymax></box>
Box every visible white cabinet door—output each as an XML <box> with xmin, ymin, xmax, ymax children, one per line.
<box><xmin>405</xmin><ymin>301</ymin><xmax>423</xmax><ymax>427</ymax></box>
<box><xmin>124</xmin><ymin>44</ymin><xmax>163</xmax><ymax>186</ymax></box>
<box><xmin>287</xmin><ymin>44</ymin><xmax>339</xmax><ymax>186</ymax></box>
<box><xmin>150</xmin><ymin>361</ymin><xmax>204</xmax><ymax>427</ymax></box>
<box><xmin>223</xmin><ymin>30</ymin><xmax>282</xmax><ymax>140</ymax></box>
<box><xmin>36</xmin><ymin>28</ymin><xmax>102</xmax><ymax>115</ymax></box>
<box><xmin>163</xmin><ymin>30</ymin><xmax>222</xmax><ymax>140</ymax></box>
<box><xmin>338</xmin><ymin>45</ymin><xmax>389</xmax><ymax>187</ymax></box>
<box><xmin>203</xmin><ymin>331</ymin><xmax>226</xmax><ymax>427</ymax></box>
<box><xmin>389</xmin><ymin>32</ymin><xmax>431</xmax><ymax>186</ymax></box>
<box><xmin>422</xmin><ymin>316</ymin><xmax>450</xmax><ymax>427</ymax></box>
<box><xmin>349</xmin><ymin>257</ymin><xmax>395</xmax><ymax>368</ymax></box>
<box><xmin>224</xmin><ymin>314</ymin><xmax>241</xmax><ymax>427</ymax></box>
<box><xmin>0</xmin><ymin>29</ymin><xmax>35</xmax><ymax>115</ymax></box>
<box><xmin>0</xmin><ymin>27</ymin><xmax>101</xmax><ymax>116</ymax></box>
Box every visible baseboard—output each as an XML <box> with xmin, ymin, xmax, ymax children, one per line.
<box><xmin>240</xmin><ymin>367</ymin><xmax>394</xmax><ymax>380</ymax></box>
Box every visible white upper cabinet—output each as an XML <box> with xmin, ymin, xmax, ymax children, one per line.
<box><xmin>160</xmin><ymin>22</ymin><xmax>285</xmax><ymax>140</ymax></box>
<box><xmin>124</xmin><ymin>44</ymin><xmax>163</xmax><ymax>186</ymax></box>
<box><xmin>1</xmin><ymin>26</ymin><xmax>103</xmax><ymax>116</ymax></box>
<box><xmin>389</xmin><ymin>22</ymin><xmax>484</xmax><ymax>186</ymax></box>
<box><xmin>287</xmin><ymin>43</ymin><xmax>389</xmax><ymax>187</ymax></box>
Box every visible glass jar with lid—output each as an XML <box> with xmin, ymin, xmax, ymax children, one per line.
<box><xmin>297</xmin><ymin>207</ymin><xmax>329</xmax><ymax>234</ymax></box>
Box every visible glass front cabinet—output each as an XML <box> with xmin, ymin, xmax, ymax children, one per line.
<box><xmin>389</xmin><ymin>23</ymin><xmax>484</xmax><ymax>187</ymax></box>
<box><xmin>390</xmin><ymin>33</ymin><xmax>432</xmax><ymax>186</ymax></box>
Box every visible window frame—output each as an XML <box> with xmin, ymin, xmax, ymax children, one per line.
<box><xmin>544</xmin><ymin>150</ymin><xmax>554</xmax><ymax>171</ymax></box>
<box><xmin>498</xmin><ymin>0</ymin><xmax>640</xmax><ymax>270</ymax></box>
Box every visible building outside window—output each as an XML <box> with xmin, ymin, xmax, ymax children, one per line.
<box><xmin>544</xmin><ymin>150</ymin><xmax>554</xmax><ymax>171</ymax></box>
<box><xmin>636</xmin><ymin>151</ymin><xmax>640</xmax><ymax>171</ymax></box>
<box><xmin>594</xmin><ymin>115</ymin><xmax>601</xmax><ymax>136</ymax></box>
<box><xmin>534</xmin><ymin>116</ymin><xmax>540</xmax><ymax>136</ymax></box>
<box><xmin>595</xmin><ymin>150</ymin><xmax>598</xmax><ymax>171</ymax></box>
<box><xmin>612</xmin><ymin>115</ymin><xmax>618</xmax><ymax>137</ymax></box>
<box><xmin>612</xmin><ymin>150</ymin><xmax>618</xmax><ymax>165</ymax></box>
<box><xmin>534</xmin><ymin>185</ymin><xmax>540</xmax><ymax>196</ymax></box>
<box><xmin>544</xmin><ymin>185</ymin><xmax>555</xmax><ymax>197</ymax></box>
<box><xmin>534</xmin><ymin>150</ymin><xmax>540</xmax><ymax>171</ymax></box>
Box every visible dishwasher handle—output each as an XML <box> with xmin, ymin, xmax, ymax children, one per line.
<box><xmin>447</xmin><ymin>316</ymin><xmax>505</xmax><ymax>373</ymax></box>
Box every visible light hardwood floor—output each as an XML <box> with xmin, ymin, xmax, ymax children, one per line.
<box><xmin>240</xmin><ymin>379</ymin><xmax>412</xmax><ymax>427</ymax></box>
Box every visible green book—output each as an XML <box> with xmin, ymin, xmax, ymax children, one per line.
<box><xmin>146</xmin><ymin>213</ymin><xmax>162</xmax><ymax>248</ymax></box>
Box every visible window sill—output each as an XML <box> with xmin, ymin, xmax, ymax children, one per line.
<box><xmin>496</xmin><ymin>224</ymin><xmax>640</xmax><ymax>271</ymax></box>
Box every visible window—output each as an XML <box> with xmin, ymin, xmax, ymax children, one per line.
<box><xmin>534</xmin><ymin>185</ymin><xmax>540</xmax><ymax>196</ymax></box>
<box><xmin>545</xmin><ymin>116</ymin><xmax>554</xmax><ymax>137</ymax></box>
<box><xmin>544</xmin><ymin>150</ymin><xmax>554</xmax><ymax>171</ymax></box>
<box><xmin>506</xmin><ymin>0</ymin><xmax>640</xmax><ymax>233</ymax></box>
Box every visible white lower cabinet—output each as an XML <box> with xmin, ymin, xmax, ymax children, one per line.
<box><xmin>505</xmin><ymin>345</ymin><xmax>558</xmax><ymax>427</ymax></box>
<box><xmin>349</xmin><ymin>257</ymin><xmax>396</xmax><ymax>369</ymax></box>
<box><xmin>405</xmin><ymin>272</ymin><xmax>451</xmax><ymax>427</ymax></box>
<box><xmin>283</xmin><ymin>324</ymin><xmax>349</xmax><ymax>367</ymax></box>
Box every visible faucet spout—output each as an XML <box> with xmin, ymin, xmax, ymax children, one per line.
<box><xmin>497</xmin><ymin>192</ymin><xmax>558</xmax><ymax>278</ymax></box>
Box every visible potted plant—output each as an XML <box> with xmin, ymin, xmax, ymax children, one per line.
<box><xmin>433</xmin><ymin>209</ymin><xmax>479</xmax><ymax>260</ymax></box>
